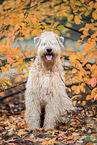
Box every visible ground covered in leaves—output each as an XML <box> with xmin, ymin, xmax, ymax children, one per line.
<box><xmin>0</xmin><ymin>92</ymin><xmax>97</xmax><ymax>145</ymax></box>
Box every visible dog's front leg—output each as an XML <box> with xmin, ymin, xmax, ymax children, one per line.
<box><xmin>25</xmin><ymin>92</ymin><xmax>40</xmax><ymax>130</ymax></box>
<box><xmin>43</xmin><ymin>98</ymin><xmax>59</xmax><ymax>131</ymax></box>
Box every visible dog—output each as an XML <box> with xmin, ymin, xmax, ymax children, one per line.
<box><xmin>25</xmin><ymin>31</ymin><xmax>75</xmax><ymax>131</ymax></box>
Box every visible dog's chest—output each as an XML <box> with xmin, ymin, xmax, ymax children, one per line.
<box><xmin>39</xmin><ymin>73</ymin><xmax>51</xmax><ymax>91</ymax></box>
<box><xmin>39</xmin><ymin>72</ymin><xmax>57</xmax><ymax>103</ymax></box>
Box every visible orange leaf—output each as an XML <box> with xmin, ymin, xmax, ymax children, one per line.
<box><xmin>91</xmin><ymin>88</ymin><xmax>97</xmax><ymax>99</ymax></box>
<box><xmin>71</xmin><ymin>95</ymin><xmax>80</xmax><ymax>99</ymax></box>
<box><xmin>86</xmin><ymin>95</ymin><xmax>93</xmax><ymax>100</ymax></box>
<box><xmin>78</xmin><ymin>71</ymin><xmax>83</xmax><ymax>81</ymax></box>
<box><xmin>15</xmin><ymin>23</ymin><xmax>19</xmax><ymax>30</ymax></box>
<box><xmin>66</xmin><ymin>140</ymin><xmax>74</xmax><ymax>144</ymax></box>
<box><xmin>82</xmin><ymin>101</ymin><xmax>86</xmax><ymax>106</ymax></box>
<box><xmin>82</xmin><ymin>59</ymin><xmax>88</xmax><ymax>66</ymax></box>
<box><xmin>1</xmin><ymin>66</ymin><xmax>7</xmax><ymax>72</ymax></box>
<box><xmin>91</xmin><ymin>77</ymin><xmax>97</xmax><ymax>87</ymax></box>
<box><xmin>84</xmin><ymin>42</ymin><xmax>90</xmax><ymax>51</ymax></box>
<box><xmin>7</xmin><ymin>57</ymin><xmax>14</xmax><ymax>64</ymax></box>
<box><xmin>86</xmin><ymin>142</ymin><xmax>94</xmax><ymax>145</ymax></box>
<box><xmin>76</xmin><ymin>43</ymin><xmax>81</xmax><ymax>48</ymax></box>
<box><xmin>67</xmin><ymin>47</ymin><xmax>73</xmax><ymax>51</ymax></box>
<box><xmin>80</xmin><ymin>83</ymin><xmax>85</xmax><ymax>93</ymax></box>
<box><xmin>73</xmin><ymin>100</ymin><xmax>77</xmax><ymax>106</ymax></box>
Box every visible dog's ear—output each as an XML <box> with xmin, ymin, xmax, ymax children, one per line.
<box><xmin>34</xmin><ymin>37</ymin><xmax>40</xmax><ymax>48</ymax></box>
<box><xmin>58</xmin><ymin>36</ymin><xmax>64</xmax><ymax>48</ymax></box>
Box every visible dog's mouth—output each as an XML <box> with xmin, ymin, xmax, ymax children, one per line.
<box><xmin>45</xmin><ymin>54</ymin><xmax>53</xmax><ymax>60</ymax></box>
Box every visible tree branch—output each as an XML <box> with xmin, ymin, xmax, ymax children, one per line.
<box><xmin>0</xmin><ymin>81</ymin><xmax>27</xmax><ymax>93</ymax></box>
<box><xmin>0</xmin><ymin>88</ymin><xmax>26</xmax><ymax>101</ymax></box>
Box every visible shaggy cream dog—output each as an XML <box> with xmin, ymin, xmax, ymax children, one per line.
<box><xmin>25</xmin><ymin>31</ymin><xmax>74</xmax><ymax>131</ymax></box>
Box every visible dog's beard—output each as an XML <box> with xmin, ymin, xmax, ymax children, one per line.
<box><xmin>41</xmin><ymin>52</ymin><xmax>56</xmax><ymax>70</ymax></box>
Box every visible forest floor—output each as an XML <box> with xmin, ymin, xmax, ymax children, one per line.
<box><xmin>0</xmin><ymin>91</ymin><xmax>97</xmax><ymax>145</ymax></box>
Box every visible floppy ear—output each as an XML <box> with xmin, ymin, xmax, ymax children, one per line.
<box><xmin>58</xmin><ymin>36</ymin><xmax>64</xmax><ymax>48</ymax></box>
<box><xmin>34</xmin><ymin>37</ymin><xmax>40</xmax><ymax>48</ymax></box>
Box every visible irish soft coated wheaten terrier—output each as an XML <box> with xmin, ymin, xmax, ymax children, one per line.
<box><xmin>25</xmin><ymin>31</ymin><xmax>75</xmax><ymax>131</ymax></box>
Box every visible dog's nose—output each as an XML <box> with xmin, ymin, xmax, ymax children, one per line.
<box><xmin>46</xmin><ymin>48</ymin><xmax>52</xmax><ymax>53</ymax></box>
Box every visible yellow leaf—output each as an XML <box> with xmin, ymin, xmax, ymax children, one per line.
<box><xmin>53</xmin><ymin>22</ymin><xmax>59</xmax><ymax>28</ymax></box>
<box><xmin>74</xmin><ymin>16</ymin><xmax>80</xmax><ymax>25</ymax></box>
<box><xmin>75</xmin><ymin>86</ymin><xmax>80</xmax><ymax>94</ymax></box>
<box><xmin>72</xmin><ymin>69</ymin><xmax>77</xmax><ymax>73</ymax></box>
<box><xmin>69</xmin><ymin>55</ymin><xmax>77</xmax><ymax>60</ymax></box>
<box><xmin>92</xmin><ymin>11</ymin><xmax>97</xmax><ymax>20</ymax></box>
<box><xmin>57</xmin><ymin>25</ymin><xmax>64</xmax><ymax>30</ymax></box>
<box><xmin>80</xmin><ymin>83</ymin><xmax>85</xmax><ymax>93</ymax></box>
<box><xmin>68</xmin><ymin>14</ymin><xmax>73</xmax><ymax>22</ymax></box>
<box><xmin>82</xmin><ymin>101</ymin><xmax>86</xmax><ymax>106</ymax></box>
<box><xmin>6</xmin><ymin>80</ymin><xmax>12</xmax><ymax>86</ymax></box>
<box><xmin>11</xmin><ymin>36</ymin><xmax>15</xmax><ymax>42</ymax></box>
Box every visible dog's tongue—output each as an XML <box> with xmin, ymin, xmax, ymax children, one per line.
<box><xmin>46</xmin><ymin>55</ymin><xmax>52</xmax><ymax>60</ymax></box>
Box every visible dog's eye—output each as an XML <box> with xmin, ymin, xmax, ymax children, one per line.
<box><xmin>51</xmin><ymin>42</ymin><xmax>57</xmax><ymax>45</ymax></box>
<box><xmin>41</xmin><ymin>42</ymin><xmax>47</xmax><ymax>46</ymax></box>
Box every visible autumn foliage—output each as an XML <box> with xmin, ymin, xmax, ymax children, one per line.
<box><xmin>0</xmin><ymin>0</ymin><xmax>97</xmax><ymax>144</ymax></box>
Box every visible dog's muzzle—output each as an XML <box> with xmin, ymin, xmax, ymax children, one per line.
<box><xmin>45</xmin><ymin>48</ymin><xmax>53</xmax><ymax>60</ymax></box>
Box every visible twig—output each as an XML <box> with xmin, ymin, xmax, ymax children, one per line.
<box><xmin>0</xmin><ymin>88</ymin><xmax>26</xmax><ymax>101</ymax></box>
<box><xmin>0</xmin><ymin>81</ymin><xmax>27</xmax><ymax>93</ymax></box>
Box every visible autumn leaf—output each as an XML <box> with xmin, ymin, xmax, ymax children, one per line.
<box><xmin>74</xmin><ymin>16</ymin><xmax>80</xmax><ymax>24</ymax></box>
<box><xmin>92</xmin><ymin>11</ymin><xmax>97</xmax><ymax>20</ymax></box>
<box><xmin>90</xmin><ymin>77</ymin><xmax>97</xmax><ymax>87</ymax></box>
<box><xmin>68</xmin><ymin>14</ymin><xmax>73</xmax><ymax>22</ymax></box>
<box><xmin>73</xmin><ymin>100</ymin><xmax>77</xmax><ymax>106</ymax></box>
<box><xmin>67</xmin><ymin>47</ymin><xmax>73</xmax><ymax>51</ymax></box>
<box><xmin>18</xmin><ymin>129</ymin><xmax>27</xmax><ymax>136</ymax></box>
<box><xmin>69</xmin><ymin>54</ymin><xmax>77</xmax><ymax>60</ymax></box>
<box><xmin>86</xmin><ymin>143</ymin><xmax>94</xmax><ymax>145</ymax></box>
<box><xmin>57</xmin><ymin>25</ymin><xmax>64</xmax><ymax>30</ymax></box>
<box><xmin>82</xmin><ymin>101</ymin><xmax>86</xmax><ymax>106</ymax></box>
<box><xmin>15</xmin><ymin>23</ymin><xmax>19</xmax><ymax>30</ymax></box>
<box><xmin>86</xmin><ymin>95</ymin><xmax>94</xmax><ymax>100</ymax></box>
<box><xmin>76</xmin><ymin>42</ymin><xmax>81</xmax><ymax>48</ymax></box>
<box><xmin>84</xmin><ymin>42</ymin><xmax>90</xmax><ymax>51</ymax></box>
<box><xmin>7</xmin><ymin>57</ymin><xmax>14</xmax><ymax>64</ymax></box>
<box><xmin>72</xmin><ymin>69</ymin><xmax>77</xmax><ymax>74</ymax></box>
<box><xmin>71</xmin><ymin>95</ymin><xmax>80</xmax><ymax>99</ymax></box>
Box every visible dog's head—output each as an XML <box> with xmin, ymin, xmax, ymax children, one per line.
<box><xmin>34</xmin><ymin>31</ymin><xmax>64</xmax><ymax>70</ymax></box>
